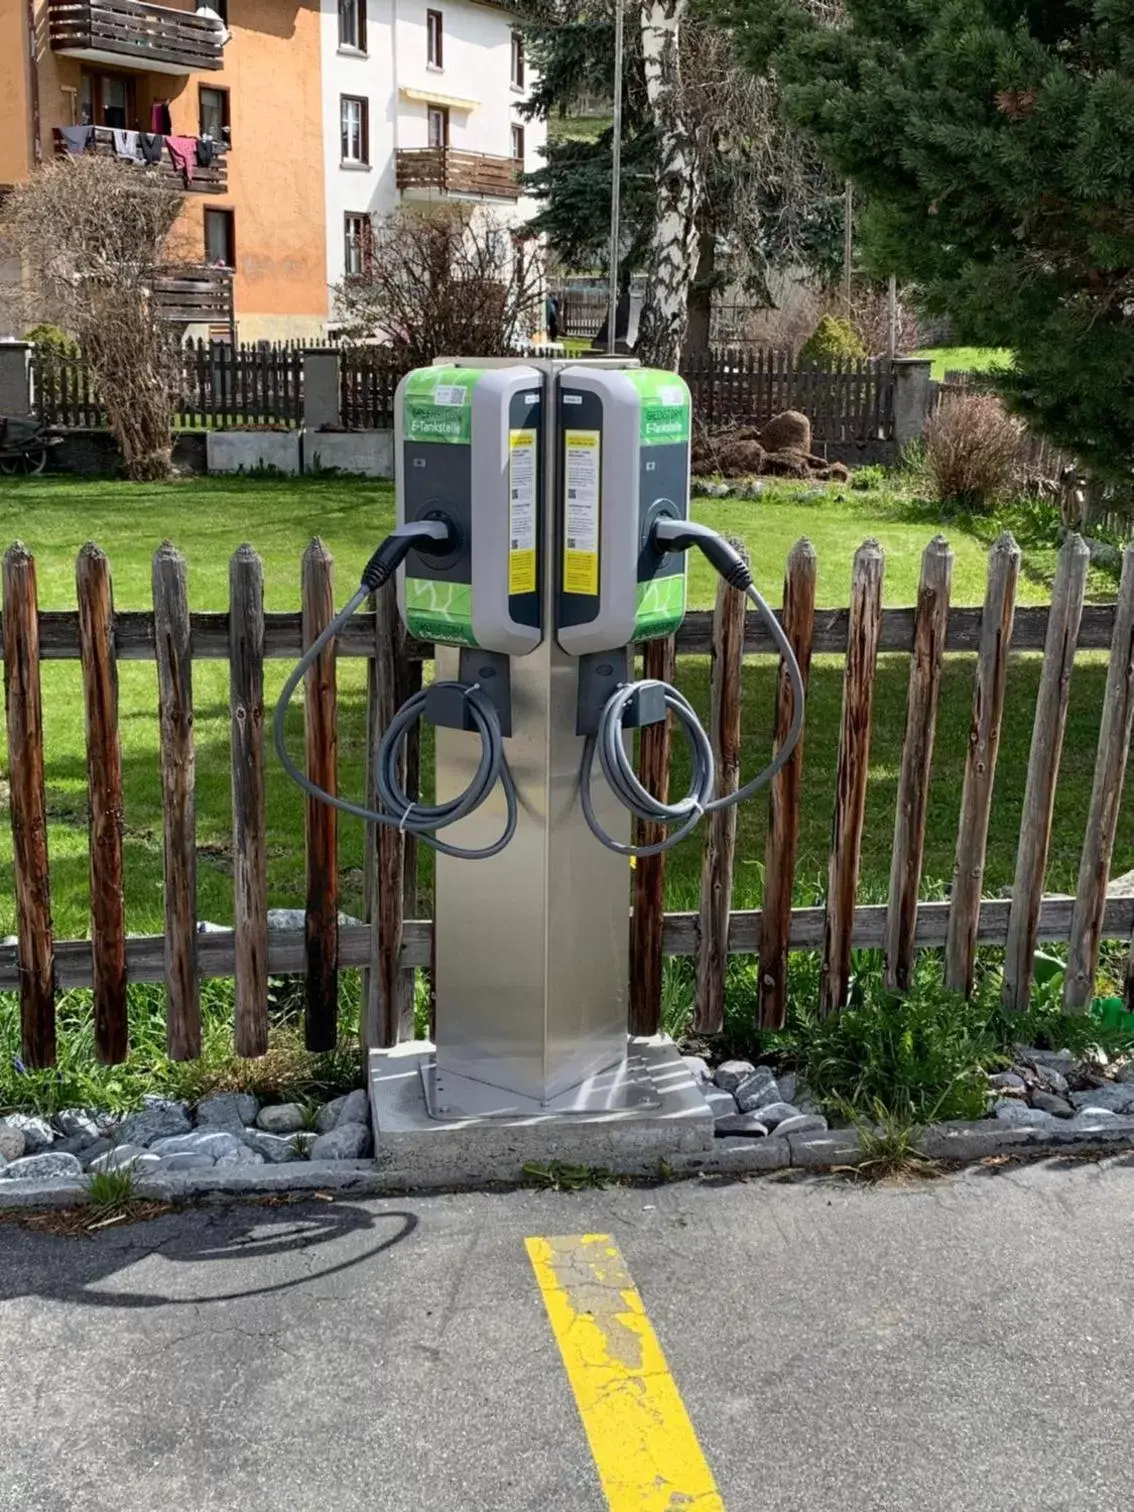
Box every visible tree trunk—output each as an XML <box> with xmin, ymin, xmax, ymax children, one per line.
<box><xmin>636</xmin><ymin>0</ymin><xmax>702</xmax><ymax>372</ymax></box>
<box><xmin>685</xmin><ymin>216</ymin><xmax>715</xmax><ymax>356</ymax></box>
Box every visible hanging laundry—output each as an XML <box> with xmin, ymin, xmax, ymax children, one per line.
<box><xmin>112</xmin><ymin>129</ymin><xmax>140</xmax><ymax>162</ymax></box>
<box><xmin>165</xmin><ymin>135</ymin><xmax>197</xmax><ymax>185</ymax></box>
<box><xmin>151</xmin><ymin>101</ymin><xmax>173</xmax><ymax>135</ymax></box>
<box><xmin>196</xmin><ymin>137</ymin><xmax>217</xmax><ymax>168</ymax></box>
<box><xmin>59</xmin><ymin>125</ymin><xmax>93</xmax><ymax>155</ymax></box>
<box><xmin>139</xmin><ymin>133</ymin><xmax>165</xmax><ymax>165</ymax></box>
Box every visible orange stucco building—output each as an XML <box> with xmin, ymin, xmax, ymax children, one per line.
<box><xmin>1</xmin><ymin>0</ymin><xmax>328</xmax><ymax>340</ymax></box>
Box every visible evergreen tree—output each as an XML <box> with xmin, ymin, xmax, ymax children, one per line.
<box><xmin>729</xmin><ymin>0</ymin><xmax>1134</xmax><ymax>480</ymax></box>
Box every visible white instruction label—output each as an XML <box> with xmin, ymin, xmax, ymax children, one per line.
<box><xmin>431</xmin><ymin>384</ymin><xmax>468</xmax><ymax>406</ymax></box>
<box><xmin>563</xmin><ymin>429</ymin><xmax>600</xmax><ymax>595</ymax></box>
<box><xmin>508</xmin><ymin>429</ymin><xmax>537</xmax><ymax>595</ymax></box>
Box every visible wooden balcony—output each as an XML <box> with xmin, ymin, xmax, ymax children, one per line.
<box><xmin>153</xmin><ymin>264</ymin><xmax>233</xmax><ymax>325</ymax></box>
<box><xmin>396</xmin><ymin>148</ymin><xmax>524</xmax><ymax>201</ymax></box>
<box><xmin>49</xmin><ymin>0</ymin><xmax>225</xmax><ymax>75</ymax></box>
<box><xmin>53</xmin><ymin>126</ymin><xmax>227</xmax><ymax>194</ymax></box>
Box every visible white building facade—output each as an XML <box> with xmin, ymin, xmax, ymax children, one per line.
<box><xmin>319</xmin><ymin>0</ymin><xmax>546</xmax><ymax>318</ymax></box>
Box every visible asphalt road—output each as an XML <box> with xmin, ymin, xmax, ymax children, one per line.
<box><xmin>1</xmin><ymin>1155</ymin><xmax>1132</xmax><ymax>1512</ymax></box>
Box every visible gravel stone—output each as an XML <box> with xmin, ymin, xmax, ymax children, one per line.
<box><xmin>0</xmin><ymin>1123</ymin><xmax>27</xmax><ymax>1162</ymax></box>
<box><xmin>993</xmin><ymin>1099</ymin><xmax>1054</xmax><ymax>1126</ymax></box>
<box><xmin>702</xmin><ymin>1087</ymin><xmax>738</xmax><ymax>1118</ymax></box>
<box><xmin>255</xmin><ymin>1103</ymin><xmax>306</xmax><ymax>1135</ymax></box>
<box><xmin>774</xmin><ymin>1114</ymin><xmax>829</xmax><ymax>1137</ymax></box>
<box><xmin>737</xmin><ymin>1079</ymin><xmax>784</xmax><ymax>1114</ymax></box>
<box><xmin>309</xmin><ymin>1122</ymin><xmax>373</xmax><ymax>1160</ymax></box>
<box><xmin>118</xmin><ymin>1101</ymin><xmax>191</xmax><ymax>1148</ymax></box>
<box><xmin>681</xmin><ymin>1055</ymin><xmax>712</xmax><ymax>1084</ymax></box>
<box><xmin>315</xmin><ymin>1095</ymin><xmax>348</xmax><ymax>1134</ymax></box>
<box><xmin>1021</xmin><ymin>1048</ymin><xmax>1079</xmax><ymax>1076</ymax></box>
<box><xmin>748</xmin><ymin>1101</ymin><xmax>800</xmax><ymax>1130</ymax></box>
<box><xmin>988</xmin><ymin>1071</ymin><xmax>1027</xmax><ymax>1093</ymax></box>
<box><xmin>241</xmin><ymin>1130</ymin><xmax>308</xmax><ymax>1164</ymax></box>
<box><xmin>78</xmin><ymin>1139</ymin><xmax>114</xmax><ymax>1169</ymax></box>
<box><xmin>88</xmin><ymin>1144</ymin><xmax>160</xmax><ymax>1174</ymax></box>
<box><xmin>150</xmin><ymin>1131</ymin><xmax>243</xmax><ymax>1161</ymax></box>
<box><xmin>713</xmin><ymin>1060</ymin><xmax>755</xmax><ymax>1094</ymax></box>
<box><xmin>4</xmin><ymin>1114</ymin><xmax>55</xmax><ymax>1154</ymax></box>
<box><xmin>776</xmin><ymin>1072</ymin><xmax>798</xmax><ymax>1106</ymax></box>
<box><xmin>336</xmin><ymin>1089</ymin><xmax>370</xmax><ymax>1127</ymax></box>
<box><xmin>1074</xmin><ymin>1107</ymin><xmax>1120</xmax><ymax>1122</ymax></box>
<box><xmin>1030</xmin><ymin>1065</ymin><xmax>1070</xmax><ymax>1096</ymax></box>
<box><xmin>0</xmin><ymin>1151</ymin><xmax>84</xmax><ymax>1182</ymax></box>
<box><xmin>160</xmin><ymin>1154</ymin><xmax>218</xmax><ymax>1172</ymax></box>
<box><xmin>1030</xmin><ymin>1091</ymin><xmax>1075</xmax><ymax>1118</ymax></box>
<box><xmin>713</xmin><ymin>1113</ymin><xmax>769</xmax><ymax>1138</ymax></box>
<box><xmin>55</xmin><ymin>1108</ymin><xmax>110</xmax><ymax>1141</ymax></box>
<box><xmin>733</xmin><ymin>1066</ymin><xmax>776</xmax><ymax>1111</ymax></box>
<box><xmin>215</xmin><ymin>1146</ymin><xmax>265</xmax><ymax>1168</ymax></box>
<box><xmin>195</xmin><ymin>1092</ymin><xmax>259</xmax><ymax>1130</ymax></box>
<box><xmin>1071</xmin><ymin>1084</ymin><xmax>1134</xmax><ymax>1114</ymax></box>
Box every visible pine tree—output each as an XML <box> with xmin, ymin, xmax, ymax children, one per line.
<box><xmin>729</xmin><ymin>0</ymin><xmax>1134</xmax><ymax>480</ymax></box>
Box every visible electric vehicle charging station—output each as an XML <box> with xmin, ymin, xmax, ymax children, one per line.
<box><xmin>275</xmin><ymin>354</ymin><xmax>804</xmax><ymax>1154</ymax></box>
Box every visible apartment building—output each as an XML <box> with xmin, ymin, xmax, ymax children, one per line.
<box><xmin>320</xmin><ymin>0</ymin><xmax>546</xmax><ymax>312</ymax></box>
<box><xmin>1</xmin><ymin>0</ymin><xmax>542</xmax><ymax>341</ymax></box>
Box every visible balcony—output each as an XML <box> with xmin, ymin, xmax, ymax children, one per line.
<box><xmin>153</xmin><ymin>264</ymin><xmax>233</xmax><ymax>324</ymax></box>
<box><xmin>49</xmin><ymin>0</ymin><xmax>225</xmax><ymax>75</ymax></box>
<box><xmin>53</xmin><ymin>126</ymin><xmax>227</xmax><ymax>194</ymax></box>
<box><xmin>396</xmin><ymin>148</ymin><xmax>524</xmax><ymax>201</ymax></box>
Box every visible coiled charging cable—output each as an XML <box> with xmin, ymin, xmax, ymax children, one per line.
<box><xmin>273</xmin><ymin>522</ymin><xmax>518</xmax><ymax>860</ymax></box>
<box><xmin>579</xmin><ymin>521</ymin><xmax>806</xmax><ymax>858</ymax></box>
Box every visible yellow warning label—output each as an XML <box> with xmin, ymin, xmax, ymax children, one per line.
<box><xmin>563</xmin><ymin>429</ymin><xmax>600</xmax><ymax>596</ymax></box>
<box><xmin>508</xmin><ymin>428</ymin><xmax>537</xmax><ymax>595</ymax></box>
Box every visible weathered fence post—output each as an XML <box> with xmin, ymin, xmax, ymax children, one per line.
<box><xmin>302</xmin><ymin>540</ymin><xmax>339</xmax><ymax>1051</ymax></box>
<box><xmin>820</xmin><ymin>539</ymin><xmax>884</xmax><ymax>1014</ymax></box>
<box><xmin>77</xmin><ymin>544</ymin><xmax>127</xmax><ymax>1064</ymax></box>
<box><xmin>153</xmin><ymin>542</ymin><xmax>199</xmax><ymax>1060</ymax></box>
<box><xmin>229</xmin><ymin>545</ymin><xmax>269</xmax><ymax>1058</ymax></box>
<box><xmin>759</xmin><ymin>540</ymin><xmax>817</xmax><ymax>1030</ymax></box>
<box><xmin>1003</xmin><ymin>533</ymin><xmax>1090</xmax><ymax>1012</ymax></box>
<box><xmin>695</xmin><ymin>540</ymin><xmax>748</xmax><ymax>1033</ymax></box>
<box><xmin>945</xmin><ymin>533</ymin><xmax>1020</xmax><ymax>996</ymax></box>
<box><xmin>364</xmin><ymin>580</ymin><xmax>417</xmax><ymax>1053</ymax></box>
<box><xmin>1066</xmin><ymin>542</ymin><xmax>1134</xmax><ymax>1010</ymax></box>
<box><xmin>884</xmin><ymin>535</ymin><xmax>953</xmax><ymax>992</ymax></box>
<box><xmin>2</xmin><ymin>544</ymin><xmax>55</xmax><ymax>1068</ymax></box>
<box><xmin>629</xmin><ymin>635</ymin><xmax>675</xmax><ymax>1036</ymax></box>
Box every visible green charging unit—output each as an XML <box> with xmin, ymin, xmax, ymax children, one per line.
<box><xmin>394</xmin><ymin>363</ymin><xmax>544</xmax><ymax>657</ymax></box>
<box><xmin>555</xmin><ymin>366</ymin><xmax>693</xmax><ymax>656</ymax></box>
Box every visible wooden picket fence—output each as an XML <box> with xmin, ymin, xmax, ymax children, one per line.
<box><xmin>2</xmin><ymin>531</ymin><xmax>1133</xmax><ymax>1071</ymax></box>
<box><xmin>680</xmin><ymin>347</ymin><xmax>894</xmax><ymax>441</ymax></box>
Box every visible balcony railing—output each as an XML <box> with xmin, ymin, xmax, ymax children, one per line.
<box><xmin>396</xmin><ymin>148</ymin><xmax>524</xmax><ymax>200</ymax></box>
<box><xmin>49</xmin><ymin>0</ymin><xmax>225</xmax><ymax>74</ymax></box>
<box><xmin>53</xmin><ymin>127</ymin><xmax>227</xmax><ymax>194</ymax></box>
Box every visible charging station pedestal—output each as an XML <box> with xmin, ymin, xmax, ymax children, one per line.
<box><xmin>369</xmin><ymin>357</ymin><xmax>715</xmax><ymax>1157</ymax></box>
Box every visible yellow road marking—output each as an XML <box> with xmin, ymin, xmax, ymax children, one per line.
<box><xmin>525</xmin><ymin>1233</ymin><xmax>724</xmax><ymax>1511</ymax></box>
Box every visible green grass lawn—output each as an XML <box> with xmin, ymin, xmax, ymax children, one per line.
<box><xmin>0</xmin><ymin>472</ymin><xmax>1127</xmax><ymax>946</ymax></box>
<box><xmin>914</xmin><ymin>346</ymin><xmax>1015</xmax><ymax>380</ymax></box>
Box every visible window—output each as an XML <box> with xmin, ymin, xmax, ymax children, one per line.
<box><xmin>426</xmin><ymin>9</ymin><xmax>443</xmax><ymax>67</ymax></box>
<box><xmin>344</xmin><ymin>213</ymin><xmax>371</xmax><ymax>277</ymax></box>
<box><xmin>338</xmin><ymin>0</ymin><xmax>366</xmax><ymax>51</ymax></box>
<box><xmin>210</xmin><ymin>0</ymin><xmax>228</xmax><ymax>21</ymax></box>
<box><xmin>198</xmin><ymin>86</ymin><xmax>230</xmax><ymax>143</ymax></box>
<box><xmin>428</xmin><ymin>106</ymin><xmax>449</xmax><ymax>149</ymax></box>
<box><xmin>510</xmin><ymin>123</ymin><xmax>525</xmax><ymax>164</ymax></box>
<box><xmin>510</xmin><ymin>31</ymin><xmax>525</xmax><ymax>89</ymax></box>
<box><xmin>340</xmin><ymin>95</ymin><xmax>369</xmax><ymax>164</ymax></box>
<box><xmin>80</xmin><ymin>71</ymin><xmax>135</xmax><ymax>129</ymax></box>
<box><xmin>204</xmin><ymin>208</ymin><xmax>235</xmax><ymax>268</ymax></box>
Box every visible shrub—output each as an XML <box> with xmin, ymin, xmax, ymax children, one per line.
<box><xmin>24</xmin><ymin>323</ymin><xmax>78</xmax><ymax>356</ymax></box>
<box><xmin>800</xmin><ymin>314</ymin><xmax>866</xmax><ymax>364</ymax></box>
<box><xmin>923</xmin><ymin>393</ymin><xmax>1022</xmax><ymax>510</ymax></box>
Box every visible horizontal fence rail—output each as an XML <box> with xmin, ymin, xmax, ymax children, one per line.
<box><xmin>2</xmin><ymin>532</ymin><xmax>1133</xmax><ymax>1074</ymax></box>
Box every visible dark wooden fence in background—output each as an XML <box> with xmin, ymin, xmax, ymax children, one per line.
<box><xmin>1</xmin><ymin>533</ymin><xmax>1133</xmax><ymax>1071</ymax></box>
<box><xmin>682</xmin><ymin>348</ymin><xmax>894</xmax><ymax>442</ymax></box>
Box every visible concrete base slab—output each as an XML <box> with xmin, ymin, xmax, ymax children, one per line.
<box><xmin>305</xmin><ymin>429</ymin><xmax>393</xmax><ymax>478</ymax></box>
<box><xmin>369</xmin><ymin>1036</ymin><xmax>715</xmax><ymax>1186</ymax></box>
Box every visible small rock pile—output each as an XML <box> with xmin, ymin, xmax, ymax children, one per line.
<box><xmin>691</xmin><ymin>410</ymin><xmax>851</xmax><ymax>486</ymax></box>
<box><xmin>0</xmin><ymin>1088</ymin><xmax>374</xmax><ymax>1185</ymax></box>
<box><xmin>684</xmin><ymin>1056</ymin><xmax>829</xmax><ymax>1139</ymax></box>
<box><xmin>988</xmin><ymin>1047</ymin><xmax>1134</xmax><ymax>1127</ymax></box>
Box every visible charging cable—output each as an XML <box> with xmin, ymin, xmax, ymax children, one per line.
<box><xmin>273</xmin><ymin>521</ymin><xmax>518</xmax><ymax>860</ymax></box>
<box><xmin>579</xmin><ymin>520</ymin><xmax>806</xmax><ymax>858</ymax></box>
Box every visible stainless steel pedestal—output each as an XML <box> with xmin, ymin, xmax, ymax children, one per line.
<box><xmin>429</xmin><ymin>357</ymin><xmax>641</xmax><ymax>1115</ymax></box>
